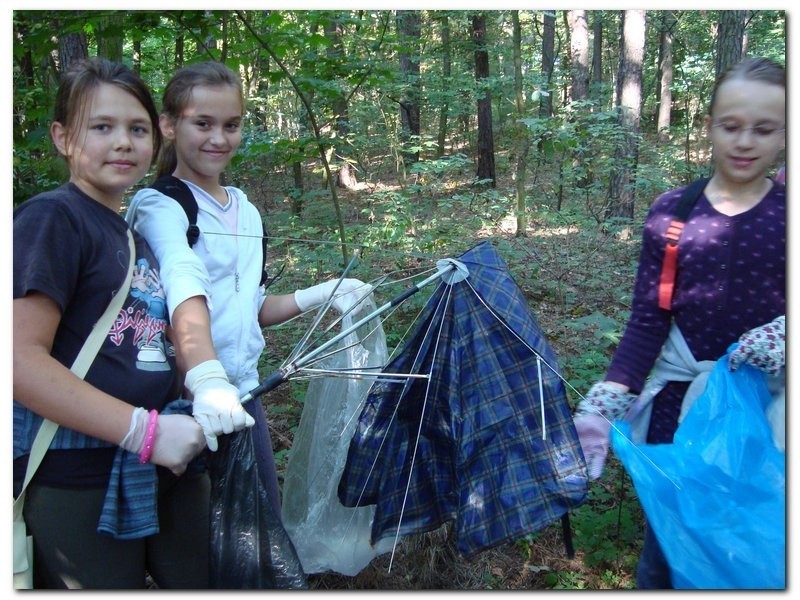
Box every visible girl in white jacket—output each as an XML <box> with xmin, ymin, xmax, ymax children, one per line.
<box><xmin>126</xmin><ymin>61</ymin><xmax>369</xmax><ymax>517</ymax></box>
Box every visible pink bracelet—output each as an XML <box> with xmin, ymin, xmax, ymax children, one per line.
<box><xmin>138</xmin><ymin>409</ymin><xmax>159</xmax><ymax>464</ymax></box>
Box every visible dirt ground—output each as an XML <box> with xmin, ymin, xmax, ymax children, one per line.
<box><xmin>243</xmin><ymin>170</ymin><xmax>644</xmax><ymax>590</ymax></box>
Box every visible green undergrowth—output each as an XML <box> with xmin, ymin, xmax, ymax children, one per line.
<box><xmin>254</xmin><ymin>163</ymin><xmax>650</xmax><ymax>589</ymax></box>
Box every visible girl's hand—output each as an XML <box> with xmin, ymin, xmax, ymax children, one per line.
<box><xmin>150</xmin><ymin>414</ymin><xmax>207</xmax><ymax>475</ymax></box>
<box><xmin>573</xmin><ymin>381</ymin><xmax>638</xmax><ymax>480</ymax></box>
<box><xmin>728</xmin><ymin>315</ymin><xmax>785</xmax><ymax>376</ymax></box>
<box><xmin>185</xmin><ymin>359</ymin><xmax>254</xmax><ymax>452</ymax></box>
<box><xmin>294</xmin><ymin>278</ymin><xmax>373</xmax><ymax>314</ymax></box>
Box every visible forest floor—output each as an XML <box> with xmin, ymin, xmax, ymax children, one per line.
<box><xmin>247</xmin><ymin>164</ymin><xmax>646</xmax><ymax>591</ymax></box>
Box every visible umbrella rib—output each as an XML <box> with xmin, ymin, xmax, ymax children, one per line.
<box><xmin>387</xmin><ymin>280</ymin><xmax>454</xmax><ymax>572</ymax></box>
<box><xmin>459</xmin><ymin>278</ymin><xmax>679</xmax><ymax>485</ymax></box>
<box><xmin>339</xmin><ymin>279</ymin><xmax>449</xmax><ymax>536</ymax></box>
<box><xmin>286</xmin><ymin>265</ymin><xmax>442</xmax><ymax>368</ymax></box>
<box><xmin>463</xmin><ymin>277</ymin><xmax>567</xmax><ymax>384</ymax></box>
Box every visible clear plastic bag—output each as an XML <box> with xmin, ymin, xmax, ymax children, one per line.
<box><xmin>281</xmin><ymin>297</ymin><xmax>393</xmax><ymax>576</ymax></box>
<box><xmin>611</xmin><ymin>346</ymin><xmax>785</xmax><ymax>589</ymax></box>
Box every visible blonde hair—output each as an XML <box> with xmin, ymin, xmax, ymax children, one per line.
<box><xmin>709</xmin><ymin>57</ymin><xmax>785</xmax><ymax>116</ymax></box>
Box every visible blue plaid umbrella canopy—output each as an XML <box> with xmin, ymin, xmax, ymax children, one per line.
<box><xmin>337</xmin><ymin>241</ymin><xmax>588</xmax><ymax>556</ymax></box>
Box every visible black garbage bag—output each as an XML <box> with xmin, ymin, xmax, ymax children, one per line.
<box><xmin>208</xmin><ymin>427</ymin><xmax>308</xmax><ymax>589</ymax></box>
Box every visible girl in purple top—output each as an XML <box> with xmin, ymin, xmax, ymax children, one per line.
<box><xmin>572</xmin><ymin>56</ymin><xmax>785</xmax><ymax>588</ymax></box>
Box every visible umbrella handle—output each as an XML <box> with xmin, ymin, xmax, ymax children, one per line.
<box><xmin>241</xmin><ymin>369</ymin><xmax>286</xmax><ymax>403</ymax></box>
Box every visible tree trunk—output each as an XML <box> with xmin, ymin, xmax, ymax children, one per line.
<box><xmin>656</xmin><ymin>11</ymin><xmax>675</xmax><ymax>143</ymax></box>
<box><xmin>200</xmin><ymin>10</ymin><xmax>217</xmax><ymax>55</ymax></box>
<box><xmin>512</xmin><ymin>10</ymin><xmax>530</xmax><ymax>237</ymax></box>
<box><xmin>472</xmin><ymin>13</ymin><xmax>495</xmax><ymax>186</ymax></box>
<box><xmin>742</xmin><ymin>10</ymin><xmax>751</xmax><ymax>57</ymax></box>
<box><xmin>539</xmin><ymin>10</ymin><xmax>555</xmax><ymax>119</ymax></box>
<box><xmin>436</xmin><ymin>14</ymin><xmax>451</xmax><ymax>157</ymax></box>
<box><xmin>715</xmin><ymin>10</ymin><xmax>746</xmax><ymax>77</ymax></box>
<box><xmin>97</xmin><ymin>13</ymin><xmax>124</xmax><ymax>63</ymax></box>
<box><xmin>567</xmin><ymin>10</ymin><xmax>590</xmax><ymax>103</ymax></box>
<box><xmin>291</xmin><ymin>162</ymin><xmax>304</xmax><ymax>217</ymax></box>
<box><xmin>16</xmin><ymin>20</ymin><xmax>36</xmax><ymax>88</ymax></box>
<box><xmin>608</xmin><ymin>9</ymin><xmax>645</xmax><ymax>223</ymax></box>
<box><xmin>325</xmin><ymin>17</ymin><xmax>357</xmax><ymax>190</ymax></box>
<box><xmin>397</xmin><ymin>10</ymin><xmax>421</xmax><ymax>165</ymax></box>
<box><xmin>132</xmin><ymin>40</ymin><xmax>142</xmax><ymax>73</ymax></box>
<box><xmin>591</xmin><ymin>11</ymin><xmax>604</xmax><ymax>106</ymax></box>
<box><xmin>220</xmin><ymin>12</ymin><xmax>229</xmax><ymax>63</ymax></box>
<box><xmin>57</xmin><ymin>30</ymin><xmax>88</xmax><ymax>73</ymax></box>
<box><xmin>175</xmin><ymin>35</ymin><xmax>184</xmax><ymax>68</ymax></box>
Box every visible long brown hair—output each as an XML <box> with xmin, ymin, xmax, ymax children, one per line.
<box><xmin>155</xmin><ymin>61</ymin><xmax>244</xmax><ymax>178</ymax></box>
<box><xmin>54</xmin><ymin>57</ymin><xmax>161</xmax><ymax>158</ymax></box>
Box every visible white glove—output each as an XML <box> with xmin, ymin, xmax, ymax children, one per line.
<box><xmin>150</xmin><ymin>414</ymin><xmax>208</xmax><ymax>475</ymax></box>
<box><xmin>294</xmin><ymin>278</ymin><xmax>372</xmax><ymax>314</ymax></box>
<box><xmin>119</xmin><ymin>407</ymin><xmax>149</xmax><ymax>455</ymax></box>
<box><xmin>185</xmin><ymin>359</ymin><xmax>254</xmax><ymax>451</ymax></box>
<box><xmin>119</xmin><ymin>408</ymin><xmax>206</xmax><ymax>475</ymax></box>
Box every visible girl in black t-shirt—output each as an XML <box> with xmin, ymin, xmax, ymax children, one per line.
<box><xmin>13</xmin><ymin>58</ymin><xmax>209</xmax><ymax>588</ymax></box>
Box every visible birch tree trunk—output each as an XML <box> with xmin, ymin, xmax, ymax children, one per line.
<box><xmin>512</xmin><ymin>10</ymin><xmax>530</xmax><ymax>236</ymax></box>
<box><xmin>607</xmin><ymin>9</ymin><xmax>645</xmax><ymax>224</ymax></box>
<box><xmin>539</xmin><ymin>10</ymin><xmax>555</xmax><ymax>119</ymax></box>
<box><xmin>567</xmin><ymin>10</ymin><xmax>590</xmax><ymax>103</ymax></box>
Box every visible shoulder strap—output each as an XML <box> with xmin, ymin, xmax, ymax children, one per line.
<box><xmin>657</xmin><ymin>178</ymin><xmax>709</xmax><ymax>311</ymax></box>
<box><xmin>14</xmin><ymin>230</ymin><xmax>136</xmax><ymax>516</ymax></box>
<box><xmin>259</xmin><ymin>220</ymin><xmax>285</xmax><ymax>289</ymax></box>
<box><xmin>260</xmin><ymin>221</ymin><xmax>269</xmax><ymax>287</ymax></box>
<box><xmin>150</xmin><ymin>175</ymin><xmax>200</xmax><ymax>247</ymax></box>
<box><xmin>151</xmin><ymin>176</ymin><xmax>279</xmax><ymax>288</ymax></box>
<box><xmin>673</xmin><ymin>177</ymin><xmax>709</xmax><ymax>221</ymax></box>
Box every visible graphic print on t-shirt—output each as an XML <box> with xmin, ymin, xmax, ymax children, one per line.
<box><xmin>110</xmin><ymin>257</ymin><xmax>174</xmax><ymax>372</ymax></box>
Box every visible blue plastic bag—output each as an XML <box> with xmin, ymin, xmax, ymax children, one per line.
<box><xmin>611</xmin><ymin>347</ymin><xmax>785</xmax><ymax>589</ymax></box>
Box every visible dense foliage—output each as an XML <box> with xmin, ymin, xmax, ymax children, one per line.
<box><xmin>12</xmin><ymin>10</ymin><xmax>785</xmax><ymax>589</ymax></box>
<box><xmin>13</xmin><ymin>10</ymin><xmax>785</xmax><ymax>210</ymax></box>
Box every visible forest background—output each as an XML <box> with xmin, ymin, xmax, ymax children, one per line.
<box><xmin>10</xmin><ymin>8</ymin><xmax>788</xmax><ymax>590</ymax></box>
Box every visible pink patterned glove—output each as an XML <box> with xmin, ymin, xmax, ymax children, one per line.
<box><xmin>728</xmin><ymin>315</ymin><xmax>785</xmax><ymax>376</ymax></box>
<box><xmin>574</xmin><ymin>381</ymin><xmax>638</xmax><ymax>480</ymax></box>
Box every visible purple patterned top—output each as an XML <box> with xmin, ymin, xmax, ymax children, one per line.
<box><xmin>607</xmin><ymin>182</ymin><xmax>785</xmax><ymax>442</ymax></box>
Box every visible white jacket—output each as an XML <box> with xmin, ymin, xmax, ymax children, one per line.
<box><xmin>126</xmin><ymin>181</ymin><xmax>266</xmax><ymax>394</ymax></box>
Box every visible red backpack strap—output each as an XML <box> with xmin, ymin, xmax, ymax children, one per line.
<box><xmin>657</xmin><ymin>221</ymin><xmax>685</xmax><ymax>310</ymax></box>
<box><xmin>657</xmin><ymin>178</ymin><xmax>709</xmax><ymax>311</ymax></box>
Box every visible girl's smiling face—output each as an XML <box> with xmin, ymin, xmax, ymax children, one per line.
<box><xmin>162</xmin><ymin>84</ymin><xmax>243</xmax><ymax>189</ymax></box>
<box><xmin>706</xmin><ymin>78</ymin><xmax>785</xmax><ymax>186</ymax></box>
<box><xmin>51</xmin><ymin>82</ymin><xmax>155</xmax><ymax>209</ymax></box>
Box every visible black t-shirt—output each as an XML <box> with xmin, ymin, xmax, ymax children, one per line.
<box><xmin>13</xmin><ymin>183</ymin><xmax>180</xmax><ymax>488</ymax></box>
